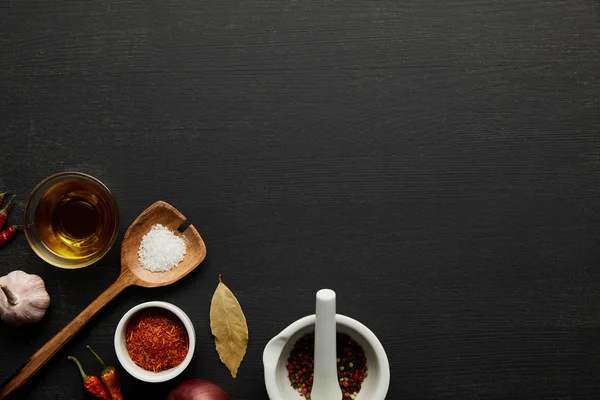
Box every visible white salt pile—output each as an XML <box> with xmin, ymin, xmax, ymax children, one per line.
<box><xmin>138</xmin><ymin>224</ymin><xmax>187</xmax><ymax>272</ymax></box>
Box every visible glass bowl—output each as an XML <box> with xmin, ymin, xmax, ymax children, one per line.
<box><xmin>23</xmin><ymin>172</ymin><xmax>120</xmax><ymax>269</ymax></box>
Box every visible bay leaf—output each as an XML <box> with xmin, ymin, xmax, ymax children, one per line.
<box><xmin>210</xmin><ymin>275</ymin><xmax>248</xmax><ymax>378</ymax></box>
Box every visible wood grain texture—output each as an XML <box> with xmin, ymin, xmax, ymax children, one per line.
<box><xmin>1</xmin><ymin>0</ymin><xmax>600</xmax><ymax>398</ymax></box>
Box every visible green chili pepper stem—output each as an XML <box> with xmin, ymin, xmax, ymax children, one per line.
<box><xmin>87</xmin><ymin>345</ymin><xmax>108</xmax><ymax>369</ymax></box>
<box><xmin>0</xmin><ymin>194</ymin><xmax>15</xmax><ymax>216</ymax></box>
<box><xmin>87</xmin><ymin>345</ymin><xmax>115</xmax><ymax>376</ymax></box>
<box><xmin>68</xmin><ymin>356</ymin><xmax>91</xmax><ymax>382</ymax></box>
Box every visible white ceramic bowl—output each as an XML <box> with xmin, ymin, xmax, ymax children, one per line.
<box><xmin>114</xmin><ymin>301</ymin><xmax>196</xmax><ymax>383</ymax></box>
<box><xmin>263</xmin><ymin>314</ymin><xmax>390</xmax><ymax>400</ymax></box>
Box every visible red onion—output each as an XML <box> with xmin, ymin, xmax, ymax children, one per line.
<box><xmin>168</xmin><ymin>379</ymin><xmax>230</xmax><ymax>400</ymax></box>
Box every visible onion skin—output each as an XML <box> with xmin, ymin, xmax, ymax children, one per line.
<box><xmin>168</xmin><ymin>379</ymin><xmax>230</xmax><ymax>400</ymax></box>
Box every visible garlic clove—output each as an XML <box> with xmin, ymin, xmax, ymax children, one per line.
<box><xmin>0</xmin><ymin>270</ymin><xmax>50</xmax><ymax>326</ymax></box>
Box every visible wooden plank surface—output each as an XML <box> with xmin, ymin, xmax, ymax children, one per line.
<box><xmin>1</xmin><ymin>0</ymin><xmax>600</xmax><ymax>398</ymax></box>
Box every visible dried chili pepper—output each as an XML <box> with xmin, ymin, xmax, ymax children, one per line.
<box><xmin>0</xmin><ymin>225</ymin><xmax>18</xmax><ymax>247</ymax></box>
<box><xmin>0</xmin><ymin>194</ymin><xmax>15</xmax><ymax>231</ymax></box>
<box><xmin>68</xmin><ymin>356</ymin><xmax>112</xmax><ymax>400</ymax></box>
<box><xmin>88</xmin><ymin>345</ymin><xmax>123</xmax><ymax>400</ymax></box>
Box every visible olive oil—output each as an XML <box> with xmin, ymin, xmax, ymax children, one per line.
<box><xmin>34</xmin><ymin>179</ymin><xmax>117</xmax><ymax>260</ymax></box>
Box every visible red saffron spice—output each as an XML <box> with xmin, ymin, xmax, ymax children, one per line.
<box><xmin>125</xmin><ymin>308</ymin><xmax>189</xmax><ymax>372</ymax></box>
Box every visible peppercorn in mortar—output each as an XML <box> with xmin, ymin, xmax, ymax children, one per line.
<box><xmin>287</xmin><ymin>333</ymin><xmax>368</xmax><ymax>399</ymax></box>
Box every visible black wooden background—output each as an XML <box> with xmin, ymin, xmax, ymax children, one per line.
<box><xmin>2</xmin><ymin>0</ymin><xmax>600</xmax><ymax>398</ymax></box>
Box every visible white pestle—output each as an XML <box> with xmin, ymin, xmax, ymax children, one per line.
<box><xmin>311</xmin><ymin>289</ymin><xmax>343</xmax><ymax>400</ymax></box>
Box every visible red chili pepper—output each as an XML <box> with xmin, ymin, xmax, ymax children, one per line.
<box><xmin>0</xmin><ymin>192</ymin><xmax>7</xmax><ymax>207</ymax></box>
<box><xmin>87</xmin><ymin>345</ymin><xmax>123</xmax><ymax>400</ymax></box>
<box><xmin>0</xmin><ymin>194</ymin><xmax>15</xmax><ymax>231</ymax></box>
<box><xmin>0</xmin><ymin>225</ymin><xmax>18</xmax><ymax>246</ymax></box>
<box><xmin>68</xmin><ymin>356</ymin><xmax>112</xmax><ymax>400</ymax></box>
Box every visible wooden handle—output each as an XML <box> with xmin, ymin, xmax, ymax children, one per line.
<box><xmin>0</xmin><ymin>275</ymin><xmax>132</xmax><ymax>399</ymax></box>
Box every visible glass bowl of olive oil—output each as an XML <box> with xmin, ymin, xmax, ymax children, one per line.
<box><xmin>24</xmin><ymin>172</ymin><xmax>119</xmax><ymax>269</ymax></box>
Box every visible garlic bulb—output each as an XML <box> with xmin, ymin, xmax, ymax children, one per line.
<box><xmin>0</xmin><ymin>270</ymin><xmax>50</xmax><ymax>326</ymax></box>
